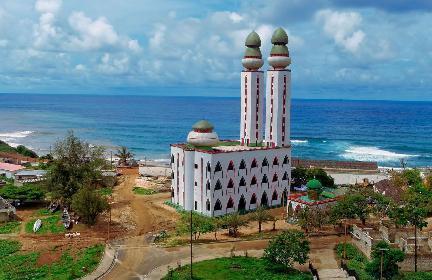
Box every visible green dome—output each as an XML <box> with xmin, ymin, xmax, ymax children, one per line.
<box><xmin>192</xmin><ymin>120</ymin><xmax>214</xmax><ymax>130</ymax></box>
<box><xmin>244</xmin><ymin>47</ymin><xmax>262</xmax><ymax>58</ymax></box>
<box><xmin>270</xmin><ymin>45</ymin><xmax>289</xmax><ymax>56</ymax></box>
<box><xmin>306</xmin><ymin>179</ymin><xmax>322</xmax><ymax>190</ymax></box>
<box><xmin>245</xmin><ymin>31</ymin><xmax>261</xmax><ymax>47</ymax></box>
<box><xmin>271</xmin><ymin>27</ymin><xmax>288</xmax><ymax>45</ymax></box>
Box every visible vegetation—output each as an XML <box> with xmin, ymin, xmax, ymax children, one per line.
<box><xmin>132</xmin><ymin>187</ymin><xmax>156</xmax><ymax>195</ymax></box>
<box><xmin>25</xmin><ymin>215</ymin><xmax>65</xmax><ymax>234</ymax></box>
<box><xmin>71</xmin><ymin>187</ymin><xmax>109</xmax><ymax>225</ymax></box>
<box><xmin>335</xmin><ymin>243</ymin><xmax>373</xmax><ymax>280</ymax></box>
<box><xmin>366</xmin><ymin>241</ymin><xmax>405</xmax><ymax>280</ymax></box>
<box><xmin>222</xmin><ymin>212</ymin><xmax>248</xmax><ymax>237</ymax></box>
<box><xmin>0</xmin><ymin>140</ymin><xmax>38</xmax><ymax>158</ymax></box>
<box><xmin>291</xmin><ymin>167</ymin><xmax>334</xmax><ymax>188</ymax></box>
<box><xmin>0</xmin><ymin>222</ymin><xmax>21</xmax><ymax>234</ymax></box>
<box><xmin>98</xmin><ymin>187</ymin><xmax>113</xmax><ymax>196</ymax></box>
<box><xmin>45</xmin><ymin>131</ymin><xmax>107</xmax><ymax>204</ymax></box>
<box><xmin>162</xmin><ymin>256</ymin><xmax>312</xmax><ymax>280</ymax></box>
<box><xmin>0</xmin><ymin>183</ymin><xmax>45</xmax><ymax>201</ymax></box>
<box><xmin>263</xmin><ymin>230</ymin><xmax>310</xmax><ymax>269</ymax></box>
<box><xmin>0</xmin><ymin>239</ymin><xmax>104</xmax><ymax>280</ymax></box>
<box><xmin>297</xmin><ymin>207</ymin><xmax>333</xmax><ymax>233</ymax></box>
<box><xmin>250</xmin><ymin>206</ymin><xmax>272</xmax><ymax>233</ymax></box>
<box><xmin>115</xmin><ymin>146</ymin><xmax>134</xmax><ymax>166</ymax></box>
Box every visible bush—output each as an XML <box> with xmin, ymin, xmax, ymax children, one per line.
<box><xmin>0</xmin><ymin>239</ymin><xmax>21</xmax><ymax>257</ymax></box>
<box><xmin>72</xmin><ymin>187</ymin><xmax>109</xmax><ymax>225</ymax></box>
<box><xmin>0</xmin><ymin>222</ymin><xmax>21</xmax><ymax>234</ymax></box>
<box><xmin>0</xmin><ymin>184</ymin><xmax>45</xmax><ymax>200</ymax></box>
<box><xmin>132</xmin><ymin>187</ymin><xmax>156</xmax><ymax>195</ymax></box>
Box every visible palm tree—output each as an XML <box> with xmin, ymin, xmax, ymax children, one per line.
<box><xmin>115</xmin><ymin>146</ymin><xmax>134</xmax><ymax>166</ymax></box>
<box><xmin>251</xmin><ymin>206</ymin><xmax>272</xmax><ymax>233</ymax></box>
<box><xmin>222</xmin><ymin>212</ymin><xmax>247</xmax><ymax>237</ymax></box>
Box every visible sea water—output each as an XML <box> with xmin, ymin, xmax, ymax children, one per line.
<box><xmin>1</xmin><ymin>93</ymin><xmax>431</xmax><ymax>167</ymax></box>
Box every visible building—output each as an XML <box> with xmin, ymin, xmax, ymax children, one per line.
<box><xmin>170</xmin><ymin>28</ymin><xmax>292</xmax><ymax>217</ymax></box>
<box><xmin>0</xmin><ymin>162</ymin><xmax>25</xmax><ymax>179</ymax></box>
<box><xmin>0</xmin><ymin>196</ymin><xmax>16</xmax><ymax>222</ymax></box>
<box><xmin>14</xmin><ymin>170</ymin><xmax>47</xmax><ymax>185</ymax></box>
<box><xmin>287</xmin><ymin>179</ymin><xmax>339</xmax><ymax>212</ymax></box>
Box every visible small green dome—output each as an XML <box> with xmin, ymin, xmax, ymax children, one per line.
<box><xmin>192</xmin><ymin>120</ymin><xmax>214</xmax><ymax>130</ymax></box>
<box><xmin>244</xmin><ymin>47</ymin><xmax>262</xmax><ymax>58</ymax></box>
<box><xmin>271</xmin><ymin>27</ymin><xmax>288</xmax><ymax>45</ymax></box>
<box><xmin>306</xmin><ymin>179</ymin><xmax>322</xmax><ymax>190</ymax></box>
<box><xmin>270</xmin><ymin>45</ymin><xmax>289</xmax><ymax>56</ymax></box>
<box><xmin>245</xmin><ymin>31</ymin><xmax>261</xmax><ymax>47</ymax></box>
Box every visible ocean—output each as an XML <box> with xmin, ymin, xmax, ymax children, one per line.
<box><xmin>1</xmin><ymin>93</ymin><xmax>431</xmax><ymax>168</ymax></box>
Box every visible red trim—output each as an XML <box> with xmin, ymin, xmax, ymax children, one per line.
<box><xmin>270</xmin><ymin>54</ymin><xmax>289</xmax><ymax>57</ymax></box>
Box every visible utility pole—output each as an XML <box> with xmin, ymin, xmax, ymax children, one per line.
<box><xmin>379</xmin><ymin>247</ymin><xmax>389</xmax><ymax>280</ymax></box>
<box><xmin>343</xmin><ymin>219</ymin><xmax>347</xmax><ymax>260</ymax></box>
<box><xmin>414</xmin><ymin>224</ymin><xmax>417</xmax><ymax>272</ymax></box>
<box><xmin>190</xmin><ymin>210</ymin><xmax>193</xmax><ymax>279</ymax></box>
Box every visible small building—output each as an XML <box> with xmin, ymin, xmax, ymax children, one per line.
<box><xmin>373</xmin><ymin>179</ymin><xmax>402</xmax><ymax>202</ymax></box>
<box><xmin>0</xmin><ymin>196</ymin><xmax>16</xmax><ymax>222</ymax></box>
<box><xmin>14</xmin><ymin>169</ymin><xmax>47</xmax><ymax>184</ymax></box>
<box><xmin>0</xmin><ymin>162</ymin><xmax>25</xmax><ymax>179</ymax></box>
<box><xmin>287</xmin><ymin>179</ymin><xmax>339</xmax><ymax>212</ymax></box>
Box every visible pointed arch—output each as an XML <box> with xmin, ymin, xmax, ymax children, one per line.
<box><xmin>206</xmin><ymin>180</ymin><xmax>211</xmax><ymax>190</ymax></box>
<box><xmin>251</xmin><ymin>158</ymin><xmax>258</xmax><ymax>169</ymax></box>
<box><xmin>239</xmin><ymin>177</ymin><xmax>246</xmax><ymax>187</ymax></box>
<box><xmin>272</xmin><ymin>190</ymin><xmax>278</xmax><ymax>201</ymax></box>
<box><xmin>262</xmin><ymin>174</ymin><xmax>268</xmax><ymax>184</ymax></box>
<box><xmin>214</xmin><ymin>161</ymin><xmax>222</xmax><ymax>173</ymax></box>
<box><xmin>206</xmin><ymin>162</ymin><xmax>211</xmax><ymax>172</ymax></box>
<box><xmin>238</xmin><ymin>195</ymin><xmax>246</xmax><ymax>213</ymax></box>
<box><xmin>227</xmin><ymin>178</ymin><xmax>234</xmax><ymax>189</ymax></box>
<box><xmin>214</xmin><ymin>199</ymin><xmax>222</xmax><ymax>211</ymax></box>
<box><xmin>283</xmin><ymin>155</ymin><xmax>289</xmax><ymax>165</ymax></box>
<box><xmin>227</xmin><ymin>160</ymin><xmax>235</xmax><ymax>171</ymax></box>
<box><xmin>262</xmin><ymin>157</ymin><xmax>269</xmax><ymax>167</ymax></box>
<box><xmin>261</xmin><ymin>191</ymin><xmax>268</xmax><ymax>207</ymax></box>
<box><xmin>250</xmin><ymin>193</ymin><xmax>257</xmax><ymax>204</ymax></box>
<box><xmin>250</xmin><ymin>176</ymin><xmax>257</xmax><ymax>185</ymax></box>
<box><xmin>206</xmin><ymin>199</ymin><xmax>210</xmax><ymax>211</ymax></box>
<box><xmin>272</xmin><ymin>173</ymin><xmax>278</xmax><ymax>182</ymax></box>
<box><xmin>281</xmin><ymin>188</ymin><xmax>288</xmax><ymax>205</ymax></box>
<box><xmin>273</xmin><ymin>157</ymin><xmax>279</xmax><ymax>166</ymax></box>
<box><xmin>171</xmin><ymin>154</ymin><xmax>174</xmax><ymax>164</ymax></box>
<box><xmin>215</xmin><ymin>179</ymin><xmax>222</xmax><ymax>190</ymax></box>
<box><xmin>171</xmin><ymin>171</ymin><xmax>174</xmax><ymax>179</ymax></box>
<box><xmin>227</xmin><ymin>197</ymin><xmax>234</xmax><ymax>209</ymax></box>
<box><xmin>239</xmin><ymin>159</ymin><xmax>246</xmax><ymax>170</ymax></box>
<box><xmin>282</xmin><ymin>171</ymin><xmax>288</xmax><ymax>181</ymax></box>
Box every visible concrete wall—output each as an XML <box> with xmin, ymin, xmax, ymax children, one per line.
<box><xmin>399</xmin><ymin>255</ymin><xmax>432</xmax><ymax>272</ymax></box>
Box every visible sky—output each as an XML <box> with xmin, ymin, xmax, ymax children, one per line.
<box><xmin>0</xmin><ymin>0</ymin><xmax>431</xmax><ymax>100</ymax></box>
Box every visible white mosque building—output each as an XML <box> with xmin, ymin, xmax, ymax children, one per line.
<box><xmin>170</xmin><ymin>28</ymin><xmax>292</xmax><ymax>217</ymax></box>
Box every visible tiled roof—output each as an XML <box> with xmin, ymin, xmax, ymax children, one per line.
<box><xmin>0</xmin><ymin>162</ymin><xmax>25</xmax><ymax>172</ymax></box>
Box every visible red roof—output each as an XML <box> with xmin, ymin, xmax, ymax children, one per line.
<box><xmin>0</xmin><ymin>162</ymin><xmax>25</xmax><ymax>172</ymax></box>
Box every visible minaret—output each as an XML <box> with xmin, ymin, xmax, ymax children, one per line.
<box><xmin>240</xmin><ymin>31</ymin><xmax>264</xmax><ymax>146</ymax></box>
<box><xmin>265</xmin><ymin>28</ymin><xmax>291</xmax><ymax>147</ymax></box>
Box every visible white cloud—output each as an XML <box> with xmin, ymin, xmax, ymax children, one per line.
<box><xmin>35</xmin><ymin>0</ymin><xmax>62</xmax><ymax>14</ymax></box>
<box><xmin>33</xmin><ymin>0</ymin><xmax>62</xmax><ymax>48</ymax></box>
<box><xmin>97</xmin><ymin>53</ymin><xmax>130</xmax><ymax>75</ymax></box>
<box><xmin>315</xmin><ymin>9</ymin><xmax>365</xmax><ymax>53</ymax></box>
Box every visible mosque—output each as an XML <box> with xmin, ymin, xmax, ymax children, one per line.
<box><xmin>170</xmin><ymin>28</ymin><xmax>292</xmax><ymax>217</ymax></box>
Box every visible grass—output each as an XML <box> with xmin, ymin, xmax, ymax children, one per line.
<box><xmin>25</xmin><ymin>215</ymin><xmax>65</xmax><ymax>234</ymax></box>
<box><xmin>98</xmin><ymin>187</ymin><xmax>113</xmax><ymax>196</ymax></box>
<box><xmin>162</xmin><ymin>256</ymin><xmax>312</xmax><ymax>280</ymax></box>
<box><xmin>335</xmin><ymin>243</ymin><xmax>373</xmax><ymax>280</ymax></box>
<box><xmin>34</xmin><ymin>208</ymin><xmax>59</xmax><ymax>216</ymax></box>
<box><xmin>0</xmin><ymin>221</ymin><xmax>21</xmax><ymax>234</ymax></box>
<box><xmin>133</xmin><ymin>187</ymin><xmax>156</xmax><ymax>195</ymax></box>
<box><xmin>0</xmin><ymin>239</ymin><xmax>104</xmax><ymax>280</ymax></box>
<box><xmin>397</xmin><ymin>272</ymin><xmax>432</xmax><ymax>280</ymax></box>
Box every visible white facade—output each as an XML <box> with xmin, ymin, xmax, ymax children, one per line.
<box><xmin>170</xmin><ymin>28</ymin><xmax>293</xmax><ymax>216</ymax></box>
<box><xmin>240</xmin><ymin>71</ymin><xmax>264</xmax><ymax>146</ymax></box>
<box><xmin>265</xmin><ymin>70</ymin><xmax>291</xmax><ymax>147</ymax></box>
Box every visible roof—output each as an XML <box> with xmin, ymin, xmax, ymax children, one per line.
<box><xmin>192</xmin><ymin>120</ymin><xmax>214</xmax><ymax>130</ymax></box>
<box><xmin>245</xmin><ymin>47</ymin><xmax>262</xmax><ymax>58</ymax></box>
<box><xmin>0</xmin><ymin>162</ymin><xmax>25</xmax><ymax>172</ymax></box>
<box><xmin>245</xmin><ymin>31</ymin><xmax>261</xmax><ymax>47</ymax></box>
<box><xmin>15</xmin><ymin>170</ymin><xmax>47</xmax><ymax>176</ymax></box>
<box><xmin>270</xmin><ymin>45</ymin><xmax>289</xmax><ymax>56</ymax></box>
<box><xmin>374</xmin><ymin>179</ymin><xmax>402</xmax><ymax>202</ymax></box>
<box><xmin>306</xmin><ymin>179</ymin><xmax>322</xmax><ymax>190</ymax></box>
<box><xmin>271</xmin><ymin>27</ymin><xmax>288</xmax><ymax>45</ymax></box>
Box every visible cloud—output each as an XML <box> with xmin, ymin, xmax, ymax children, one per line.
<box><xmin>315</xmin><ymin>9</ymin><xmax>365</xmax><ymax>53</ymax></box>
<box><xmin>329</xmin><ymin>0</ymin><xmax>432</xmax><ymax>13</ymax></box>
<box><xmin>33</xmin><ymin>0</ymin><xmax>62</xmax><ymax>48</ymax></box>
<box><xmin>35</xmin><ymin>0</ymin><xmax>62</xmax><ymax>14</ymax></box>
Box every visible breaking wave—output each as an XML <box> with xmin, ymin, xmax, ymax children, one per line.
<box><xmin>291</xmin><ymin>139</ymin><xmax>308</xmax><ymax>145</ymax></box>
<box><xmin>0</xmin><ymin>131</ymin><xmax>34</xmax><ymax>138</ymax></box>
<box><xmin>342</xmin><ymin>146</ymin><xmax>419</xmax><ymax>162</ymax></box>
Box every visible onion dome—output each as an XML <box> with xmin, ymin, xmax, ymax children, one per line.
<box><xmin>187</xmin><ymin>120</ymin><xmax>219</xmax><ymax>146</ymax></box>
<box><xmin>242</xmin><ymin>31</ymin><xmax>264</xmax><ymax>71</ymax></box>
<box><xmin>271</xmin><ymin>27</ymin><xmax>288</xmax><ymax>45</ymax></box>
<box><xmin>268</xmin><ymin>27</ymin><xmax>291</xmax><ymax>70</ymax></box>
<box><xmin>306</xmin><ymin>179</ymin><xmax>323</xmax><ymax>191</ymax></box>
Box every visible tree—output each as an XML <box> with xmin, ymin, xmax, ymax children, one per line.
<box><xmin>45</xmin><ymin>131</ymin><xmax>106</xmax><ymax>203</ymax></box>
<box><xmin>307</xmin><ymin>168</ymin><xmax>334</xmax><ymax>188</ymax></box>
<box><xmin>115</xmin><ymin>146</ymin><xmax>134</xmax><ymax>166</ymax></box>
<box><xmin>71</xmin><ymin>187</ymin><xmax>109</xmax><ymax>225</ymax></box>
<box><xmin>366</xmin><ymin>241</ymin><xmax>405</xmax><ymax>279</ymax></box>
<box><xmin>222</xmin><ymin>212</ymin><xmax>247</xmax><ymax>237</ymax></box>
<box><xmin>291</xmin><ymin>167</ymin><xmax>308</xmax><ymax>188</ymax></box>
<box><xmin>332</xmin><ymin>192</ymin><xmax>370</xmax><ymax>225</ymax></box>
<box><xmin>0</xmin><ymin>184</ymin><xmax>45</xmax><ymax>201</ymax></box>
<box><xmin>250</xmin><ymin>206</ymin><xmax>272</xmax><ymax>233</ymax></box>
<box><xmin>15</xmin><ymin>145</ymin><xmax>38</xmax><ymax>158</ymax></box>
<box><xmin>402</xmin><ymin>169</ymin><xmax>422</xmax><ymax>187</ymax></box>
<box><xmin>296</xmin><ymin>207</ymin><xmax>312</xmax><ymax>233</ymax></box>
<box><xmin>177</xmin><ymin>211</ymin><xmax>214</xmax><ymax>240</ymax></box>
<box><xmin>263</xmin><ymin>230</ymin><xmax>310</xmax><ymax>270</ymax></box>
<box><xmin>425</xmin><ymin>172</ymin><xmax>432</xmax><ymax>191</ymax></box>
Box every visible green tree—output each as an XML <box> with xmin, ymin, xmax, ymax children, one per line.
<box><xmin>222</xmin><ymin>212</ymin><xmax>247</xmax><ymax>237</ymax></box>
<box><xmin>366</xmin><ymin>241</ymin><xmax>405</xmax><ymax>279</ymax></box>
<box><xmin>263</xmin><ymin>230</ymin><xmax>310</xmax><ymax>270</ymax></box>
<box><xmin>15</xmin><ymin>145</ymin><xmax>38</xmax><ymax>158</ymax></box>
<box><xmin>307</xmin><ymin>168</ymin><xmax>334</xmax><ymax>188</ymax></box>
<box><xmin>402</xmin><ymin>169</ymin><xmax>422</xmax><ymax>187</ymax></box>
<box><xmin>71</xmin><ymin>187</ymin><xmax>109</xmax><ymax>225</ymax></box>
<box><xmin>0</xmin><ymin>184</ymin><xmax>45</xmax><ymax>200</ymax></box>
<box><xmin>45</xmin><ymin>131</ymin><xmax>106</xmax><ymax>203</ymax></box>
<box><xmin>251</xmin><ymin>206</ymin><xmax>272</xmax><ymax>233</ymax></box>
<box><xmin>114</xmin><ymin>146</ymin><xmax>134</xmax><ymax>166</ymax></box>
<box><xmin>425</xmin><ymin>172</ymin><xmax>432</xmax><ymax>191</ymax></box>
<box><xmin>291</xmin><ymin>167</ymin><xmax>308</xmax><ymax>188</ymax></box>
<box><xmin>177</xmin><ymin>211</ymin><xmax>214</xmax><ymax>240</ymax></box>
<box><xmin>332</xmin><ymin>192</ymin><xmax>370</xmax><ymax>225</ymax></box>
